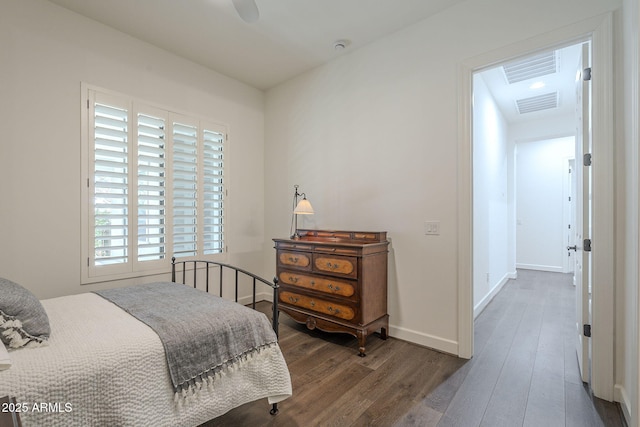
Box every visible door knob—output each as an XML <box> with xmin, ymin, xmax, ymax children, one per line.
<box><xmin>567</xmin><ymin>245</ymin><xmax>577</xmax><ymax>251</ymax></box>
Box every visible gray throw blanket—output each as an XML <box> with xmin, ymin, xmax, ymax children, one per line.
<box><xmin>94</xmin><ymin>282</ymin><xmax>277</xmax><ymax>397</ymax></box>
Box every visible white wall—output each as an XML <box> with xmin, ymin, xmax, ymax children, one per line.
<box><xmin>264</xmin><ymin>0</ymin><xmax>621</xmax><ymax>355</ymax></box>
<box><xmin>472</xmin><ymin>74</ymin><xmax>513</xmax><ymax>317</ymax></box>
<box><xmin>515</xmin><ymin>136</ymin><xmax>575</xmax><ymax>272</ymax></box>
<box><xmin>0</xmin><ymin>0</ymin><xmax>267</xmax><ymax>299</ymax></box>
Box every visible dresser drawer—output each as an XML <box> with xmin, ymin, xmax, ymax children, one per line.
<box><xmin>313</xmin><ymin>254</ymin><xmax>357</xmax><ymax>278</ymax></box>
<box><xmin>280</xmin><ymin>290</ymin><xmax>356</xmax><ymax>321</ymax></box>
<box><xmin>276</xmin><ymin>242</ymin><xmax>314</xmax><ymax>251</ymax></box>
<box><xmin>313</xmin><ymin>245</ymin><xmax>360</xmax><ymax>256</ymax></box>
<box><xmin>278</xmin><ymin>271</ymin><xmax>356</xmax><ymax>298</ymax></box>
<box><xmin>278</xmin><ymin>251</ymin><xmax>311</xmax><ymax>270</ymax></box>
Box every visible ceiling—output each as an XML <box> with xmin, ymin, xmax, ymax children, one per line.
<box><xmin>46</xmin><ymin>0</ymin><xmax>465</xmax><ymax>90</ymax></box>
<box><xmin>47</xmin><ymin>0</ymin><xmax>581</xmax><ymax>123</ymax></box>
<box><xmin>479</xmin><ymin>43</ymin><xmax>583</xmax><ymax>124</ymax></box>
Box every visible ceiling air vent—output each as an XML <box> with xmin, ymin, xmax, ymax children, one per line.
<box><xmin>515</xmin><ymin>92</ymin><xmax>558</xmax><ymax>114</ymax></box>
<box><xmin>503</xmin><ymin>51</ymin><xmax>557</xmax><ymax>84</ymax></box>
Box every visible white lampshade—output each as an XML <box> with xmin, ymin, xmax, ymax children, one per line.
<box><xmin>294</xmin><ymin>198</ymin><xmax>314</xmax><ymax>214</ymax></box>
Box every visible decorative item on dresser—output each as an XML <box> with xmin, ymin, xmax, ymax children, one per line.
<box><xmin>273</xmin><ymin>229</ymin><xmax>389</xmax><ymax>357</ymax></box>
<box><xmin>290</xmin><ymin>184</ymin><xmax>314</xmax><ymax>240</ymax></box>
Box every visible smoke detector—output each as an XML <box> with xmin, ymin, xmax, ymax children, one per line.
<box><xmin>334</xmin><ymin>39</ymin><xmax>350</xmax><ymax>50</ymax></box>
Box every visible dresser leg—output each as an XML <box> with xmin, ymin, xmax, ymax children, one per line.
<box><xmin>380</xmin><ymin>326</ymin><xmax>388</xmax><ymax>340</ymax></box>
<box><xmin>357</xmin><ymin>330</ymin><xmax>366</xmax><ymax>357</ymax></box>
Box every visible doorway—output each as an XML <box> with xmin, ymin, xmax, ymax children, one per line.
<box><xmin>472</xmin><ymin>43</ymin><xmax>582</xmax><ymax>318</ymax></box>
<box><xmin>457</xmin><ymin>13</ymin><xmax>614</xmax><ymax>401</ymax></box>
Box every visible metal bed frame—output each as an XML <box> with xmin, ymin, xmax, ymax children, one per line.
<box><xmin>170</xmin><ymin>257</ymin><xmax>281</xmax><ymax>416</ymax></box>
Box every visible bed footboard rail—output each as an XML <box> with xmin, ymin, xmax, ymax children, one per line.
<box><xmin>170</xmin><ymin>257</ymin><xmax>280</xmax><ymax>338</ymax></box>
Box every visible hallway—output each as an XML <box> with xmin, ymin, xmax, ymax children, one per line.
<box><xmin>437</xmin><ymin>270</ymin><xmax>623</xmax><ymax>426</ymax></box>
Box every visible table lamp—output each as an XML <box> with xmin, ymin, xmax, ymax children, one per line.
<box><xmin>291</xmin><ymin>184</ymin><xmax>314</xmax><ymax>239</ymax></box>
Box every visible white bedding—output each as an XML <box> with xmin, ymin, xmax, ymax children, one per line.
<box><xmin>0</xmin><ymin>293</ymin><xmax>291</xmax><ymax>426</ymax></box>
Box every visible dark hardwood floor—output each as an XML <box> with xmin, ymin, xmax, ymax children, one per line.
<box><xmin>203</xmin><ymin>270</ymin><xmax>624</xmax><ymax>427</ymax></box>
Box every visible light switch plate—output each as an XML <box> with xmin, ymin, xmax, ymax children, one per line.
<box><xmin>424</xmin><ymin>221</ymin><xmax>440</xmax><ymax>235</ymax></box>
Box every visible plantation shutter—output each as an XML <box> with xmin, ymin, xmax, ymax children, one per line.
<box><xmin>93</xmin><ymin>101</ymin><xmax>129</xmax><ymax>266</ymax></box>
<box><xmin>172</xmin><ymin>121</ymin><xmax>198</xmax><ymax>258</ymax></box>
<box><xmin>136</xmin><ymin>111</ymin><xmax>167</xmax><ymax>262</ymax></box>
<box><xmin>83</xmin><ymin>86</ymin><xmax>228</xmax><ymax>282</ymax></box>
<box><xmin>203</xmin><ymin>129</ymin><xmax>224</xmax><ymax>254</ymax></box>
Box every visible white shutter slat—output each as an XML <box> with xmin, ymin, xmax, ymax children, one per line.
<box><xmin>138</xmin><ymin>169</ymin><xmax>165</xmax><ymax>179</ymax></box>
<box><xmin>137</xmin><ymin>154</ymin><xmax>165</xmax><ymax>165</ymax></box>
<box><xmin>95</xmin><ymin>103</ymin><xmax>127</xmax><ymax>116</ymax></box>
<box><xmin>138</xmin><ymin>188</ymin><xmax>164</xmax><ymax>197</ymax></box>
<box><xmin>138</xmin><ymin>127</ymin><xmax>165</xmax><ymax>140</ymax></box>
<box><xmin>95</xmin><ymin>127</ymin><xmax>128</xmax><ymax>140</ymax></box>
<box><xmin>95</xmin><ymin>138</ymin><xmax>128</xmax><ymax>150</ymax></box>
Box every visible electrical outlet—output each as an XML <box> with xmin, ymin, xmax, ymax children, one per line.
<box><xmin>424</xmin><ymin>221</ymin><xmax>440</xmax><ymax>235</ymax></box>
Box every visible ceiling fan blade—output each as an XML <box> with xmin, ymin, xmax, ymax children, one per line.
<box><xmin>231</xmin><ymin>0</ymin><xmax>259</xmax><ymax>23</ymax></box>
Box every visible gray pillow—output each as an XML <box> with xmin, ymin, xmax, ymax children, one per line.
<box><xmin>0</xmin><ymin>277</ymin><xmax>50</xmax><ymax>349</ymax></box>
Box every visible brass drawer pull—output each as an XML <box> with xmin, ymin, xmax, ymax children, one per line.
<box><xmin>288</xmin><ymin>276</ymin><xmax>299</xmax><ymax>283</ymax></box>
<box><xmin>288</xmin><ymin>296</ymin><xmax>299</xmax><ymax>303</ymax></box>
<box><xmin>327</xmin><ymin>262</ymin><xmax>339</xmax><ymax>269</ymax></box>
<box><xmin>289</xmin><ymin>256</ymin><xmax>299</xmax><ymax>263</ymax></box>
<box><xmin>327</xmin><ymin>306</ymin><xmax>340</xmax><ymax>315</ymax></box>
<box><xmin>327</xmin><ymin>283</ymin><xmax>341</xmax><ymax>291</ymax></box>
<box><xmin>310</xmin><ymin>300</ymin><xmax>315</xmax><ymax>307</ymax></box>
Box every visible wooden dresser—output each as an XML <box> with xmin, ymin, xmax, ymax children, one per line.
<box><xmin>273</xmin><ymin>229</ymin><xmax>389</xmax><ymax>356</ymax></box>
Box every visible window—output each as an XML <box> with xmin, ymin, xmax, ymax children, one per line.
<box><xmin>82</xmin><ymin>86</ymin><xmax>226</xmax><ymax>282</ymax></box>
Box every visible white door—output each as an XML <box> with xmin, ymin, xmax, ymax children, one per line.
<box><xmin>565</xmin><ymin>159</ymin><xmax>576</xmax><ymax>274</ymax></box>
<box><xmin>572</xmin><ymin>42</ymin><xmax>592</xmax><ymax>383</ymax></box>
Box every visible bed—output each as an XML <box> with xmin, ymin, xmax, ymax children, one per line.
<box><xmin>0</xmin><ymin>259</ymin><xmax>292</xmax><ymax>427</ymax></box>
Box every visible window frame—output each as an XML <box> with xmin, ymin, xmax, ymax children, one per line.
<box><xmin>80</xmin><ymin>84</ymin><xmax>228</xmax><ymax>284</ymax></box>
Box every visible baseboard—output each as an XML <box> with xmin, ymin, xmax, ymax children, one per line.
<box><xmin>252</xmin><ymin>292</ymin><xmax>460</xmax><ymax>357</ymax></box>
<box><xmin>388</xmin><ymin>324</ymin><xmax>458</xmax><ymax>356</ymax></box>
<box><xmin>247</xmin><ymin>293</ymin><xmax>458</xmax><ymax>356</ymax></box>
<box><xmin>238</xmin><ymin>291</ymin><xmax>272</xmax><ymax>306</ymax></box>
<box><xmin>614</xmin><ymin>384</ymin><xmax>632</xmax><ymax>426</ymax></box>
<box><xmin>254</xmin><ymin>291</ymin><xmax>460</xmax><ymax>356</ymax></box>
<box><xmin>516</xmin><ymin>263</ymin><xmax>564</xmax><ymax>273</ymax></box>
<box><xmin>473</xmin><ymin>271</ymin><xmax>516</xmax><ymax>319</ymax></box>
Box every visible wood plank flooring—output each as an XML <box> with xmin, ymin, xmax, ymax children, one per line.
<box><xmin>202</xmin><ymin>270</ymin><xmax>624</xmax><ymax>427</ymax></box>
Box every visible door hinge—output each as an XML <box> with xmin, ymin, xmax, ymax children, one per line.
<box><xmin>584</xmin><ymin>153</ymin><xmax>592</xmax><ymax>166</ymax></box>
<box><xmin>584</xmin><ymin>238</ymin><xmax>592</xmax><ymax>252</ymax></box>
<box><xmin>583</xmin><ymin>324</ymin><xmax>592</xmax><ymax>337</ymax></box>
<box><xmin>583</xmin><ymin>67</ymin><xmax>592</xmax><ymax>81</ymax></box>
